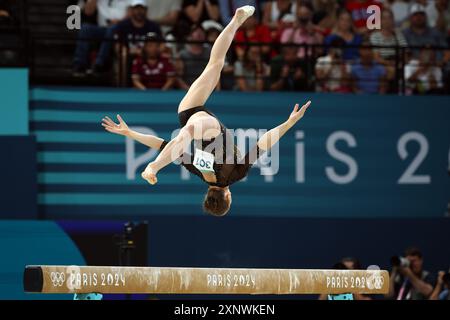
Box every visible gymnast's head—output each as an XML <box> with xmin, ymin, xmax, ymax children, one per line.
<box><xmin>203</xmin><ymin>186</ymin><xmax>232</xmax><ymax>217</ymax></box>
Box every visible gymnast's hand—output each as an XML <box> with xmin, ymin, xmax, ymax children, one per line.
<box><xmin>288</xmin><ymin>100</ymin><xmax>311</xmax><ymax>125</ymax></box>
<box><xmin>101</xmin><ymin>114</ymin><xmax>130</xmax><ymax>136</ymax></box>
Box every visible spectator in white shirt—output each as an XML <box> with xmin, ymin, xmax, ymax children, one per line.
<box><xmin>315</xmin><ymin>37</ymin><xmax>352</xmax><ymax>93</ymax></box>
<box><xmin>405</xmin><ymin>47</ymin><xmax>444</xmax><ymax>94</ymax></box>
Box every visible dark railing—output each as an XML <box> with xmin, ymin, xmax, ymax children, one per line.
<box><xmin>1</xmin><ymin>31</ymin><xmax>449</xmax><ymax>95</ymax></box>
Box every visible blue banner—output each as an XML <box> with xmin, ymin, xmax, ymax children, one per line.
<box><xmin>0</xmin><ymin>69</ymin><xmax>28</xmax><ymax>135</ymax></box>
<box><xmin>30</xmin><ymin>87</ymin><xmax>450</xmax><ymax>218</ymax></box>
<box><xmin>0</xmin><ymin>136</ymin><xmax>37</xmax><ymax>219</ymax></box>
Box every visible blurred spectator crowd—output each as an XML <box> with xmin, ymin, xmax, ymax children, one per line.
<box><xmin>1</xmin><ymin>0</ymin><xmax>450</xmax><ymax>94</ymax></box>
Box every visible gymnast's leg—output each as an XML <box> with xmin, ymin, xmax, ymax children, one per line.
<box><xmin>178</xmin><ymin>5</ymin><xmax>255</xmax><ymax>112</ymax></box>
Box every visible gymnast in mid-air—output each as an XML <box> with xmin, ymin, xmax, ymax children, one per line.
<box><xmin>102</xmin><ymin>5</ymin><xmax>311</xmax><ymax>217</ymax></box>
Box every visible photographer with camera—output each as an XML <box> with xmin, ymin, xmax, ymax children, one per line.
<box><xmin>430</xmin><ymin>270</ymin><xmax>450</xmax><ymax>300</ymax></box>
<box><xmin>386</xmin><ymin>247</ymin><xmax>435</xmax><ymax>300</ymax></box>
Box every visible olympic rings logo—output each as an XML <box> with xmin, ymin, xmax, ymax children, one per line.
<box><xmin>50</xmin><ymin>272</ymin><xmax>66</xmax><ymax>287</ymax></box>
<box><xmin>366</xmin><ymin>274</ymin><xmax>385</xmax><ymax>290</ymax></box>
<box><xmin>373</xmin><ymin>276</ymin><xmax>385</xmax><ymax>289</ymax></box>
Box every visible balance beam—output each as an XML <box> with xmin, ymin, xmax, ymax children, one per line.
<box><xmin>23</xmin><ymin>265</ymin><xmax>389</xmax><ymax>295</ymax></box>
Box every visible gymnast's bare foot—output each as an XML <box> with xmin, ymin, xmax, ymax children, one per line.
<box><xmin>234</xmin><ymin>5</ymin><xmax>255</xmax><ymax>25</ymax></box>
<box><xmin>142</xmin><ymin>165</ymin><xmax>158</xmax><ymax>185</ymax></box>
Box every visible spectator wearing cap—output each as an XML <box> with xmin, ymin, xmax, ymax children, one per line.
<box><xmin>114</xmin><ymin>0</ymin><xmax>162</xmax><ymax>58</ymax></box>
<box><xmin>202</xmin><ymin>20</ymin><xmax>226</xmax><ymax>58</ymax></box>
<box><xmin>217</xmin><ymin>0</ymin><xmax>257</xmax><ymax>25</ymax></box>
<box><xmin>324</xmin><ymin>9</ymin><xmax>363</xmax><ymax>62</ymax></box>
<box><xmin>203</xmin><ymin>20</ymin><xmax>224</xmax><ymax>43</ymax></box>
<box><xmin>280</xmin><ymin>2</ymin><xmax>323</xmax><ymax>60</ymax></box>
<box><xmin>179</xmin><ymin>0</ymin><xmax>221</xmax><ymax>27</ymax></box>
<box><xmin>345</xmin><ymin>0</ymin><xmax>383</xmax><ymax>34</ymax></box>
<box><xmin>385</xmin><ymin>247</ymin><xmax>435</xmax><ymax>300</ymax></box>
<box><xmin>177</xmin><ymin>24</ymin><xmax>211</xmax><ymax>89</ymax></box>
<box><xmin>350</xmin><ymin>41</ymin><xmax>387</xmax><ymax>94</ymax></box>
<box><xmin>73</xmin><ymin>0</ymin><xmax>130</xmax><ymax>75</ymax></box>
<box><xmin>403</xmin><ymin>4</ymin><xmax>448</xmax><ymax>61</ymax></box>
<box><xmin>173</xmin><ymin>0</ymin><xmax>221</xmax><ymax>42</ymax></box>
<box><xmin>131</xmin><ymin>35</ymin><xmax>176</xmax><ymax>90</ymax></box>
<box><xmin>262</xmin><ymin>0</ymin><xmax>297</xmax><ymax>30</ymax></box>
<box><xmin>235</xmin><ymin>15</ymin><xmax>273</xmax><ymax>61</ymax></box>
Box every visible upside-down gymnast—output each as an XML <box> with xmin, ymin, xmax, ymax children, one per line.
<box><xmin>102</xmin><ymin>5</ymin><xmax>311</xmax><ymax>217</ymax></box>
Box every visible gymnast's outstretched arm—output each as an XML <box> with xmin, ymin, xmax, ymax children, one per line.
<box><xmin>101</xmin><ymin>114</ymin><xmax>165</xmax><ymax>150</ymax></box>
<box><xmin>257</xmin><ymin>101</ymin><xmax>311</xmax><ymax>152</ymax></box>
